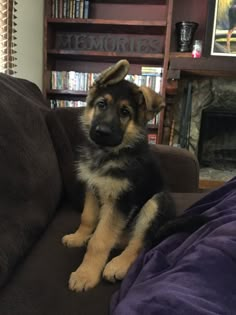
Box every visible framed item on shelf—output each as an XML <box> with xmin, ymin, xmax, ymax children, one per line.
<box><xmin>210</xmin><ymin>0</ymin><xmax>236</xmax><ymax>56</ymax></box>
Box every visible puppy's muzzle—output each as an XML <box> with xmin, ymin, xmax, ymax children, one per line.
<box><xmin>95</xmin><ymin>124</ymin><xmax>112</xmax><ymax>137</ymax></box>
<box><xmin>90</xmin><ymin>123</ymin><xmax>123</xmax><ymax>147</ymax></box>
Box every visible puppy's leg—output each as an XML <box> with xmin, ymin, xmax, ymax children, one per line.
<box><xmin>68</xmin><ymin>204</ymin><xmax>125</xmax><ymax>292</ymax></box>
<box><xmin>103</xmin><ymin>192</ymin><xmax>172</xmax><ymax>282</ymax></box>
<box><xmin>62</xmin><ymin>189</ymin><xmax>99</xmax><ymax>248</ymax></box>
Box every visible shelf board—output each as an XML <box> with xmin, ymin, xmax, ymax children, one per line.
<box><xmin>170</xmin><ymin>52</ymin><xmax>192</xmax><ymax>58</ymax></box>
<box><xmin>47</xmin><ymin>89</ymin><xmax>87</xmax><ymax>96</ymax></box>
<box><xmin>169</xmin><ymin>52</ymin><xmax>236</xmax><ymax>77</ymax></box>
<box><xmin>147</xmin><ymin>124</ymin><xmax>158</xmax><ymax>130</ymax></box>
<box><xmin>47</xmin><ymin>18</ymin><xmax>166</xmax><ymax>34</ymax></box>
<box><xmin>92</xmin><ymin>0</ymin><xmax>166</xmax><ymax>4</ymax></box>
<box><xmin>47</xmin><ymin>49</ymin><xmax>165</xmax><ymax>64</ymax></box>
<box><xmin>47</xmin><ymin>18</ymin><xmax>167</xmax><ymax>27</ymax></box>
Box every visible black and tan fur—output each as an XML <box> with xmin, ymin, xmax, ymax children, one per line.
<box><xmin>62</xmin><ymin>60</ymin><xmax>205</xmax><ymax>292</ymax></box>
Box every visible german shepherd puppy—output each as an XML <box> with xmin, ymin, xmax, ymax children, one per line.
<box><xmin>62</xmin><ymin>60</ymin><xmax>204</xmax><ymax>292</ymax></box>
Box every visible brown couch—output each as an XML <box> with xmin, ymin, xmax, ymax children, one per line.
<box><xmin>0</xmin><ymin>73</ymin><xmax>206</xmax><ymax>315</ymax></box>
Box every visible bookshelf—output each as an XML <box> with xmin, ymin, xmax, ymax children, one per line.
<box><xmin>44</xmin><ymin>0</ymin><xmax>236</xmax><ymax>144</ymax></box>
<box><xmin>43</xmin><ymin>0</ymin><xmax>174</xmax><ymax>144</ymax></box>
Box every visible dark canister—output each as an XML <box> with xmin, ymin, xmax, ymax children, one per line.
<box><xmin>175</xmin><ymin>21</ymin><xmax>198</xmax><ymax>52</ymax></box>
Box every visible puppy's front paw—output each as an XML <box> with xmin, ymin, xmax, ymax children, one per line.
<box><xmin>62</xmin><ymin>233</ymin><xmax>89</xmax><ymax>248</ymax></box>
<box><xmin>103</xmin><ymin>256</ymin><xmax>131</xmax><ymax>283</ymax></box>
<box><xmin>69</xmin><ymin>267</ymin><xmax>100</xmax><ymax>292</ymax></box>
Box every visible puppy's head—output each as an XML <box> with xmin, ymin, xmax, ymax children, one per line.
<box><xmin>82</xmin><ymin>60</ymin><xmax>165</xmax><ymax>149</ymax></box>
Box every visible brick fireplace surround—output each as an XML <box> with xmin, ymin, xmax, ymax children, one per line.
<box><xmin>172</xmin><ymin>78</ymin><xmax>236</xmax><ymax>184</ymax></box>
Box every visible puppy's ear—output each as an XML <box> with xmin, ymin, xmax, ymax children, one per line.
<box><xmin>94</xmin><ymin>59</ymin><xmax>130</xmax><ymax>87</ymax></box>
<box><xmin>139</xmin><ymin>86</ymin><xmax>165</xmax><ymax>121</ymax></box>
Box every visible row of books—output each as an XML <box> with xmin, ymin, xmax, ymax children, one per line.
<box><xmin>50</xmin><ymin>70</ymin><xmax>162</xmax><ymax>93</ymax></box>
<box><xmin>51</xmin><ymin>0</ymin><xmax>90</xmax><ymax>19</ymax></box>
<box><xmin>50</xmin><ymin>99</ymin><xmax>86</xmax><ymax>109</ymax></box>
<box><xmin>127</xmin><ymin>74</ymin><xmax>162</xmax><ymax>93</ymax></box>
<box><xmin>51</xmin><ymin>71</ymin><xmax>99</xmax><ymax>91</ymax></box>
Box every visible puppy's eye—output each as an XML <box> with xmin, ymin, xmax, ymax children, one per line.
<box><xmin>96</xmin><ymin>100</ymin><xmax>107</xmax><ymax>110</ymax></box>
<box><xmin>120</xmin><ymin>107</ymin><xmax>130</xmax><ymax>118</ymax></box>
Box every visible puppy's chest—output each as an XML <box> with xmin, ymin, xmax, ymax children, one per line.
<box><xmin>78</xmin><ymin>159</ymin><xmax>130</xmax><ymax>202</ymax></box>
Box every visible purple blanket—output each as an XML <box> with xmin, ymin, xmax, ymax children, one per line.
<box><xmin>111</xmin><ymin>177</ymin><xmax>236</xmax><ymax>315</ymax></box>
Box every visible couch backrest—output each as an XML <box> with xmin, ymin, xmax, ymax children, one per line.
<box><xmin>151</xmin><ymin>144</ymin><xmax>199</xmax><ymax>193</ymax></box>
<box><xmin>0</xmin><ymin>74</ymin><xmax>62</xmax><ymax>287</ymax></box>
<box><xmin>46</xmin><ymin>107</ymin><xmax>199</xmax><ymax>204</ymax></box>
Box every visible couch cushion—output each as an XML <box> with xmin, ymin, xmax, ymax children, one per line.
<box><xmin>0</xmin><ymin>74</ymin><xmax>62</xmax><ymax>288</ymax></box>
<box><xmin>0</xmin><ymin>193</ymin><xmax>204</xmax><ymax>315</ymax></box>
<box><xmin>0</xmin><ymin>202</ymin><xmax>120</xmax><ymax>315</ymax></box>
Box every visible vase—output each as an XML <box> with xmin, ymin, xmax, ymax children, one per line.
<box><xmin>175</xmin><ymin>21</ymin><xmax>198</xmax><ymax>52</ymax></box>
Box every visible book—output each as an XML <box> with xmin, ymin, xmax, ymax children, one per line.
<box><xmin>59</xmin><ymin>0</ymin><xmax>63</xmax><ymax>18</ymax></box>
<box><xmin>75</xmin><ymin>0</ymin><xmax>80</xmax><ymax>18</ymax></box>
<box><xmin>80</xmin><ymin>0</ymin><xmax>84</xmax><ymax>18</ymax></box>
<box><xmin>84</xmin><ymin>0</ymin><xmax>89</xmax><ymax>18</ymax></box>
<box><xmin>63</xmin><ymin>0</ymin><xmax>67</xmax><ymax>18</ymax></box>
<box><xmin>141</xmin><ymin>66</ymin><xmax>163</xmax><ymax>75</ymax></box>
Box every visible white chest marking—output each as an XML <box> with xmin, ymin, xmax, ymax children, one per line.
<box><xmin>77</xmin><ymin>162</ymin><xmax>130</xmax><ymax>201</ymax></box>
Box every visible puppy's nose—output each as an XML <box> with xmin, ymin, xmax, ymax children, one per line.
<box><xmin>95</xmin><ymin>125</ymin><xmax>112</xmax><ymax>137</ymax></box>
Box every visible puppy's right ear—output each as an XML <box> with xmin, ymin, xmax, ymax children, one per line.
<box><xmin>86</xmin><ymin>59</ymin><xmax>130</xmax><ymax>105</ymax></box>
<box><xmin>94</xmin><ymin>59</ymin><xmax>130</xmax><ymax>87</ymax></box>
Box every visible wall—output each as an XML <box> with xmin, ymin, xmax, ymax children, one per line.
<box><xmin>15</xmin><ymin>0</ymin><xmax>44</xmax><ymax>90</ymax></box>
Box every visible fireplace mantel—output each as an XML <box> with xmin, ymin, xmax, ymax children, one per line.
<box><xmin>168</xmin><ymin>53</ymin><xmax>236</xmax><ymax>79</ymax></box>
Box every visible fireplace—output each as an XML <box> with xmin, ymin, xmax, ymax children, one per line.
<box><xmin>172</xmin><ymin>78</ymin><xmax>236</xmax><ymax>181</ymax></box>
<box><xmin>198</xmin><ymin>108</ymin><xmax>236</xmax><ymax>169</ymax></box>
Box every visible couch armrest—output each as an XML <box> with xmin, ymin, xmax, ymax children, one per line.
<box><xmin>151</xmin><ymin>144</ymin><xmax>199</xmax><ymax>193</ymax></box>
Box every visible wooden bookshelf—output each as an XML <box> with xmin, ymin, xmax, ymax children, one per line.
<box><xmin>43</xmin><ymin>0</ymin><xmax>174</xmax><ymax>144</ymax></box>
<box><xmin>45</xmin><ymin>0</ymin><xmax>236</xmax><ymax>142</ymax></box>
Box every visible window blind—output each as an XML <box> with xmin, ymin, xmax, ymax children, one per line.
<box><xmin>0</xmin><ymin>0</ymin><xmax>17</xmax><ymax>74</ymax></box>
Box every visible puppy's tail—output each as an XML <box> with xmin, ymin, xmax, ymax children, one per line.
<box><xmin>153</xmin><ymin>214</ymin><xmax>208</xmax><ymax>245</ymax></box>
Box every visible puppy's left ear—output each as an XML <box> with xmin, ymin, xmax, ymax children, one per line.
<box><xmin>139</xmin><ymin>86</ymin><xmax>165</xmax><ymax>121</ymax></box>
